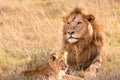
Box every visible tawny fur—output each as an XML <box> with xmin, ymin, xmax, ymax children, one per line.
<box><xmin>22</xmin><ymin>52</ymin><xmax>68</xmax><ymax>80</ymax></box>
<box><xmin>62</xmin><ymin>7</ymin><xmax>106</xmax><ymax>74</ymax></box>
<box><xmin>62</xmin><ymin>74</ymin><xmax>84</xmax><ymax>80</ymax></box>
<box><xmin>59</xmin><ymin>70</ymin><xmax>84</xmax><ymax>80</ymax></box>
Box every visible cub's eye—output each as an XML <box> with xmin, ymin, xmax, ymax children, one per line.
<box><xmin>60</xmin><ymin>60</ymin><xmax>64</xmax><ymax>64</ymax></box>
<box><xmin>67</xmin><ymin>22</ymin><xmax>70</xmax><ymax>24</ymax></box>
<box><xmin>77</xmin><ymin>21</ymin><xmax>82</xmax><ymax>25</ymax></box>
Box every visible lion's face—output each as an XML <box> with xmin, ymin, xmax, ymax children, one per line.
<box><xmin>63</xmin><ymin>10</ymin><xmax>95</xmax><ymax>44</ymax></box>
<box><xmin>49</xmin><ymin>51</ymin><xmax>68</xmax><ymax>71</ymax></box>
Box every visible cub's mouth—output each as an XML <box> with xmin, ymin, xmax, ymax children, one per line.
<box><xmin>62</xmin><ymin>67</ymin><xmax>68</xmax><ymax>73</ymax></box>
<box><xmin>67</xmin><ymin>37</ymin><xmax>79</xmax><ymax>43</ymax></box>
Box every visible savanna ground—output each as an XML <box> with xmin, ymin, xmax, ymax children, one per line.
<box><xmin>0</xmin><ymin>0</ymin><xmax>120</xmax><ymax>80</ymax></box>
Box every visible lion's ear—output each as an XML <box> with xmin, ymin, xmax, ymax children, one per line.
<box><xmin>63</xmin><ymin>14</ymin><xmax>70</xmax><ymax>23</ymax></box>
<box><xmin>63</xmin><ymin>16</ymin><xmax>67</xmax><ymax>23</ymax></box>
<box><xmin>84</xmin><ymin>14</ymin><xmax>95</xmax><ymax>23</ymax></box>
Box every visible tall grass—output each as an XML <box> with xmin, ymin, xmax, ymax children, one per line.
<box><xmin>0</xmin><ymin>0</ymin><xmax>120</xmax><ymax>80</ymax></box>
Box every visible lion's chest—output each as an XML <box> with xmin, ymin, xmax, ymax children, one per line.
<box><xmin>65</xmin><ymin>41</ymin><xmax>100</xmax><ymax>70</ymax></box>
<box><xmin>67</xmin><ymin>50</ymin><xmax>88</xmax><ymax>67</ymax></box>
<box><xmin>66</xmin><ymin>44</ymin><xmax>99</xmax><ymax>70</ymax></box>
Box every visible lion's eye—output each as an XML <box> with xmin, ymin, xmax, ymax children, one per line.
<box><xmin>77</xmin><ymin>21</ymin><xmax>82</xmax><ymax>25</ymax></box>
<box><xmin>67</xmin><ymin>22</ymin><xmax>70</xmax><ymax>24</ymax></box>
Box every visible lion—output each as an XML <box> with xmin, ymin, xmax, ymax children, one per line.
<box><xmin>22</xmin><ymin>51</ymin><xmax>68</xmax><ymax>80</ymax></box>
<box><xmin>62</xmin><ymin>7</ymin><xmax>106</xmax><ymax>76</ymax></box>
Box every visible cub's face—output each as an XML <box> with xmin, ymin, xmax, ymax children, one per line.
<box><xmin>49</xmin><ymin>51</ymin><xmax>68</xmax><ymax>71</ymax></box>
<box><xmin>63</xmin><ymin>13</ymin><xmax>95</xmax><ymax>44</ymax></box>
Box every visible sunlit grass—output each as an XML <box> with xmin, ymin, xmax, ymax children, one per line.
<box><xmin>0</xmin><ymin>0</ymin><xmax>120</xmax><ymax>80</ymax></box>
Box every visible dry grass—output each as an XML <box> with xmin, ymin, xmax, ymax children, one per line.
<box><xmin>0</xmin><ymin>0</ymin><xmax>120</xmax><ymax>80</ymax></box>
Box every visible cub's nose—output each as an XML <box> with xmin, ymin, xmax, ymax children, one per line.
<box><xmin>62</xmin><ymin>64</ymin><xmax>68</xmax><ymax>70</ymax></box>
<box><xmin>68</xmin><ymin>31</ymin><xmax>75</xmax><ymax>35</ymax></box>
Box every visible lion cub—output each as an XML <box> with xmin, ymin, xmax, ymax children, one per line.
<box><xmin>22</xmin><ymin>51</ymin><xmax>68</xmax><ymax>80</ymax></box>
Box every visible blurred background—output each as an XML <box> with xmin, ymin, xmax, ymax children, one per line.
<box><xmin>0</xmin><ymin>0</ymin><xmax>120</xmax><ymax>80</ymax></box>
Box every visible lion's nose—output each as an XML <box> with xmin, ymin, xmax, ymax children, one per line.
<box><xmin>68</xmin><ymin>31</ymin><xmax>75</xmax><ymax>35</ymax></box>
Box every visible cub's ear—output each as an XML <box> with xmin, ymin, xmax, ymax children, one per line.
<box><xmin>84</xmin><ymin>14</ymin><xmax>95</xmax><ymax>23</ymax></box>
<box><xmin>52</xmin><ymin>56</ymin><xmax>56</xmax><ymax>61</ymax></box>
<box><xmin>50</xmin><ymin>53</ymin><xmax>58</xmax><ymax>61</ymax></box>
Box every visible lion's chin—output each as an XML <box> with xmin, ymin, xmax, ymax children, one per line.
<box><xmin>67</xmin><ymin>38</ymin><xmax>78</xmax><ymax>43</ymax></box>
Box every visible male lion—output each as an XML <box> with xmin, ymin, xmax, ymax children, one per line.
<box><xmin>22</xmin><ymin>52</ymin><xmax>68</xmax><ymax>80</ymax></box>
<box><xmin>62</xmin><ymin>7</ymin><xmax>106</xmax><ymax>76</ymax></box>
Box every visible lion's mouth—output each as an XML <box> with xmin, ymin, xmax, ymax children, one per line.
<box><xmin>68</xmin><ymin>37</ymin><xmax>79</xmax><ymax>40</ymax></box>
<box><xmin>67</xmin><ymin>37</ymin><xmax>79</xmax><ymax>43</ymax></box>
